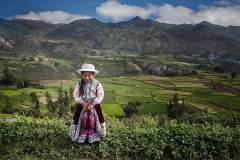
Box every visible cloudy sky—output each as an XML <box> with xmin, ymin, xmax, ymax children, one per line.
<box><xmin>1</xmin><ymin>0</ymin><xmax>240</xmax><ymax>26</ymax></box>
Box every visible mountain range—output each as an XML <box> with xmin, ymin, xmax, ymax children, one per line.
<box><xmin>1</xmin><ymin>16</ymin><xmax>240</xmax><ymax>63</ymax></box>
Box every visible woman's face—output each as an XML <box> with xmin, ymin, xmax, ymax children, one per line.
<box><xmin>81</xmin><ymin>71</ymin><xmax>94</xmax><ymax>83</ymax></box>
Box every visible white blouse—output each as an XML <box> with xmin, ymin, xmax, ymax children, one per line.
<box><xmin>73</xmin><ymin>79</ymin><xmax>104</xmax><ymax>105</ymax></box>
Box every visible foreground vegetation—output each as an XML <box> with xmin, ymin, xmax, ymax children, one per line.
<box><xmin>1</xmin><ymin>112</ymin><xmax>240</xmax><ymax>160</ymax></box>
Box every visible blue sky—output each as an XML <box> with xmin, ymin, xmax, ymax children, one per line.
<box><xmin>1</xmin><ymin>0</ymin><xmax>240</xmax><ymax>26</ymax></box>
<box><xmin>0</xmin><ymin>0</ymin><xmax>215</xmax><ymax>18</ymax></box>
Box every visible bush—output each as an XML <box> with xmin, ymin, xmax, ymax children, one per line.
<box><xmin>0</xmin><ymin>67</ymin><xmax>15</xmax><ymax>85</ymax></box>
<box><xmin>213</xmin><ymin>66</ymin><xmax>224</xmax><ymax>73</ymax></box>
<box><xmin>29</xmin><ymin>92</ymin><xmax>40</xmax><ymax>117</ymax></box>
<box><xmin>179</xmin><ymin>112</ymin><xmax>240</xmax><ymax>128</ymax></box>
<box><xmin>16</xmin><ymin>79</ymin><xmax>31</xmax><ymax>89</ymax></box>
<box><xmin>123</xmin><ymin>101</ymin><xmax>140</xmax><ymax>118</ymax></box>
<box><xmin>0</xmin><ymin>114</ymin><xmax>240</xmax><ymax>159</ymax></box>
<box><xmin>2</xmin><ymin>96</ymin><xmax>14</xmax><ymax>114</ymax></box>
<box><xmin>167</xmin><ymin>94</ymin><xmax>184</xmax><ymax>119</ymax></box>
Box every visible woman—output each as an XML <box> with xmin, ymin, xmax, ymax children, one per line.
<box><xmin>70</xmin><ymin>63</ymin><xmax>106</xmax><ymax>144</ymax></box>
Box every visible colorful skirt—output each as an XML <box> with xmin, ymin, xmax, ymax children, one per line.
<box><xmin>75</xmin><ymin>109</ymin><xmax>101</xmax><ymax>143</ymax></box>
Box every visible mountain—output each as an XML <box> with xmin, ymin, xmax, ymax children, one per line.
<box><xmin>47</xmin><ymin>17</ymin><xmax>240</xmax><ymax>59</ymax></box>
<box><xmin>0</xmin><ymin>18</ymin><xmax>60</xmax><ymax>50</ymax></box>
<box><xmin>1</xmin><ymin>17</ymin><xmax>240</xmax><ymax>61</ymax></box>
<box><xmin>47</xmin><ymin>17</ymin><xmax>175</xmax><ymax>53</ymax></box>
<box><xmin>11</xmin><ymin>19</ymin><xmax>60</xmax><ymax>33</ymax></box>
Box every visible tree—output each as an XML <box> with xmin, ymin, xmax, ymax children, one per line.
<box><xmin>230</xmin><ymin>72</ymin><xmax>237</xmax><ymax>81</ymax></box>
<box><xmin>167</xmin><ymin>93</ymin><xmax>184</xmax><ymax>119</ymax></box>
<box><xmin>38</xmin><ymin>57</ymin><xmax>43</xmax><ymax>62</ymax></box>
<box><xmin>213</xmin><ymin>66</ymin><xmax>224</xmax><ymax>73</ymax></box>
<box><xmin>28</xmin><ymin>57</ymin><xmax>34</xmax><ymax>61</ymax></box>
<box><xmin>45</xmin><ymin>91</ymin><xmax>56</xmax><ymax>113</ymax></box>
<box><xmin>16</xmin><ymin>79</ymin><xmax>31</xmax><ymax>88</ymax></box>
<box><xmin>2</xmin><ymin>96</ymin><xmax>13</xmax><ymax>114</ymax></box>
<box><xmin>21</xmin><ymin>57</ymin><xmax>27</xmax><ymax>61</ymax></box>
<box><xmin>57</xmin><ymin>87</ymin><xmax>69</xmax><ymax>118</ymax></box>
<box><xmin>1</xmin><ymin>67</ymin><xmax>14</xmax><ymax>85</ymax></box>
<box><xmin>69</xmin><ymin>86</ymin><xmax>74</xmax><ymax>101</ymax></box>
<box><xmin>123</xmin><ymin>101</ymin><xmax>141</xmax><ymax>118</ymax></box>
<box><xmin>30</xmin><ymin>92</ymin><xmax>40</xmax><ymax>117</ymax></box>
<box><xmin>63</xmin><ymin>90</ymin><xmax>70</xmax><ymax>110</ymax></box>
<box><xmin>54</xmin><ymin>61</ymin><xmax>60</xmax><ymax>67</ymax></box>
<box><xmin>122</xmin><ymin>53</ymin><xmax>128</xmax><ymax>74</ymax></box>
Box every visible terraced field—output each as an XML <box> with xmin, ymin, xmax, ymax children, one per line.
<box><xmin>0</xmin><ymin>74</ymin><xmax>240</xmax><ymax>116</ymax></box>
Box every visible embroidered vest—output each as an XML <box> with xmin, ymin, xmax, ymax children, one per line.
<box><xmin>78</xmin><ymin>79</ymin><xmax>99</xmax><ymax>102</ymax></box>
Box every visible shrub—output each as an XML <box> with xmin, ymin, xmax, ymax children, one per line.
<box><xmin>1</xmin><ymin>114</ymin><xmax>240</xmax><ymax>160</ymax></box>
<box><xmin>45</xmin><ymin>91</ymin><xmax>56</xmax><ymax>114</ymax></box>
<box><xmin>16</xmin><ymin>79</ymin><xmax>31</xmax><ymax>89</ymax></box>
<box><xmin>123</xmin><ymin>101</ymin><xmax>140</xmax><ymax>118</ymax></box>
<box><xmin>29</xmin><ymin>92</ymin><xmax>40</xmax><ymax>117</ymax></box>
<box><xmin>179</xmin><ymin>112</ymin><xmax>240</xmax><ymax>128</ymax></box>
<box><xmin>2</xmin><ymin>96</ymin><xmax>13</xmax><ymax>114</ymax></box>
<box><xmin>167</xmin><ymin>94</ymin><xmax>184</xmax><ymax>119</ymax></box>
<box><xmin>0</xmin><ymin>67</ymin><xmax>15</xmax><ymax>85</ymax></box>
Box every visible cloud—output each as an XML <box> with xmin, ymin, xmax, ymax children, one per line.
<box><xmin>96</xmin><ymin>0</ymin><xmax>240</xmax><ymax>26</ymax></box>
<box><xmin>14</xmin><ymin>10</ymin><xmax>91</xmax><ymax>24</ymax></box>
<box><xmin>149</xmin><ymin>4</ymin><xmax>198</xmax><ymax>24</ymax></box>
<box><xmin>154</xmin><ymin>4</ymin><xmax>240</xmax><ymax>26</ymax></box>
<box><xmin>96</xmin><ymin>1</ymin><xmax>152</xmax><ymax>21</ymax></box>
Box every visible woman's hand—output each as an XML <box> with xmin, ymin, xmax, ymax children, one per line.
<box><xmin>87</xmin><ymin>104</ymin><xmax>94</xmax><ymax>110</ymax></box>
<box><xmin>82</xmin><ymin>102</ymin><xmax>88</xmax><ymax>110</ymax></box>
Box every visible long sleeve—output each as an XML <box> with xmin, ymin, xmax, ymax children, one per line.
<box><xmin>92</xmin><ymin>82</ymin><xmax>104</xmax><ymax>105</ymax></box>
<box><xmin>73</xmin><ymin>82</ymin><xmax>84</xmax><ymax>104</ymax></box>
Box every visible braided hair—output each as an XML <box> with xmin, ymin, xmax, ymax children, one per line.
<box><xmin>79</xmin><ymin>79</ymin><xmax>85</xmax><ymax>96</ymax></box>
<box><xmin>78</xmin><ymin>71</ymin><xmax>95</xmax><ymax>95</ymax></box>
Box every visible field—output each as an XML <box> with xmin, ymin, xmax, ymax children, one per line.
<box><xmin>0</xmin><ymin>73</ymin><xmax>240</xmax><ymax>116</ymax></box>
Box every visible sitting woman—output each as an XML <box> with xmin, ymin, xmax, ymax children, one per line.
<box><xmin>70</xmin><ymin>63</ymin><xmax>106</xmax><ymax>144</ymax></box>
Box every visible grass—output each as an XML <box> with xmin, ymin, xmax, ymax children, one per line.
<box><xmin>116</xmin><ymin>95</ymin><xmax>153</xmax><ymax>104</ymax></box>
<box><xmin>102</xmin><ymin>104</ymin><xmax>124</xmax><ymax>116</ymax></box>
<box><xmin>115</xmin><ymin>86</ymin><xmax>157</xmax><ymax>97</ymax></box>
<box><xmin>138</xmin><ymin>102</ymin><xmax>167</xmax><ymax>114</ymax></box>
<box><xmin>152</xmin><ymin>89</ymin><xmax>192</xmax><ymax>96</ymax></box>
<box><xmin>102</xmin><ymin>91</ymin><xmax>116</xmax><ymax>104</ymax></box>
<box><xmin>171</xmin><ymin>81</ymin><xmax>207</xmax><ymax>88</ymax></box>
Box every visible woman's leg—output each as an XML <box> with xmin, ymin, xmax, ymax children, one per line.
<box><xmin>87</xmin><ymin>110</ymin><xmax>101</xmax><ymax>143</ymax></box>
<box><xmin>73</xmin><ymin>103</ymin><xmax>83</xmax><ymax>125</ymax></box>
<box><xmin>81</xmin><ymin>110</ymin><xmax>89</xmax><ymax>129</ymax></box>
<box><xmin>77</xmin><ymin>110</ymin><xmax>89</xmax><ymax>143</ymax></box>
<box><xmin>94</xmin><ymin>104</ymin><xmax>105</xmax><ymax>123</ymax></box>
<box><xmin>89</xmin><ymin>111</ymin><xmax>96</xmax><ymax>129</ymax></box>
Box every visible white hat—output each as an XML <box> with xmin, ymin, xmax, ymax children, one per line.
<box><xmin>77</xmin><ymin>63</ymin><xmax>99</xmax><ymax>75</ymax></box>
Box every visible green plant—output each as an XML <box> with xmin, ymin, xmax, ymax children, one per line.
<box><xmin>2</xmin><ymin>96</ymin><xmax>13</xmax><ymax>114</ymax></box>
<box><xmin>123</xmin><ymin>101</ymin><xmax>140</xmax><ymax>118</ymax></box>
<box><xmin>30</xmin><ymin>92</ymin><xmax>40</xmax><ymax>117</ymax></box>
<box><xmin>1</xmin><ymin>114</ymin><xmax>240</xmax><ymax>160</ymax></box>
<box><xmin>167</xmin><ymin>93</ymin><xmax>184</xmax><ymax>119</ymax></box>
<box><xmin>0</xmin><ymin>67</ymin><xmax>15</xmax><ymax>85</ymax></box>
<box><xmin>45</xmin><ymin>91</ymin><xmax>56</xmax><ymax>113</ymax></box>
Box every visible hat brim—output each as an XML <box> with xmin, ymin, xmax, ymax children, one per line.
<box><xmin>77</xmin><ymin>69</ymin><xmax>99</xmax><ymax>75</ymax></box>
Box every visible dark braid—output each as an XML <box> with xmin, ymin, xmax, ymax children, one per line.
<box><xmin>79</xmin><ymin>79</ymin><xmax>85</xmax><ymax>96</ymax></box>
<box><xmin>78</xmin><ymin>71</ymin><xmax>95</xmax><ymax>95</ymax></box>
